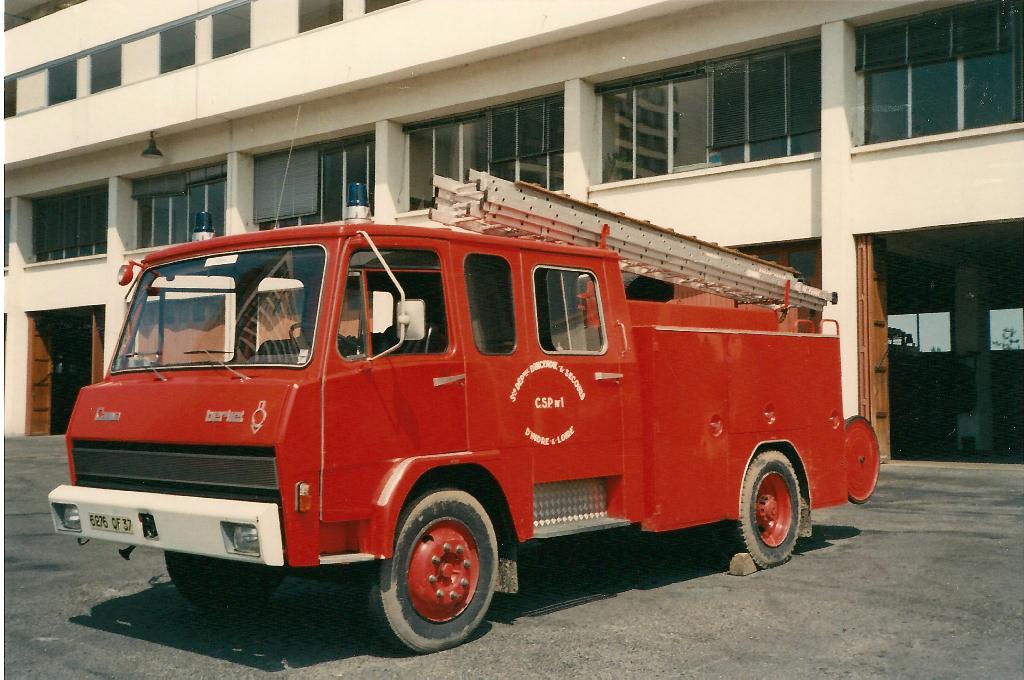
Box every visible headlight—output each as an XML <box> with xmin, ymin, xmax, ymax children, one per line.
<box><xmin>221</xmin><ymin>521</ymin><xmax>261</xmax><ymax>556</ymax></box>
<box><xmin>53</xmin><ymin>503</ymin><xmax>81</xmax><ymax>532</ymax></box>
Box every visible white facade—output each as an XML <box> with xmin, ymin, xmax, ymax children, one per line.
<box><xmin>5</xmin><ymin>0</ymin><xmax>1024</xmax><ymax>443</ymax></box>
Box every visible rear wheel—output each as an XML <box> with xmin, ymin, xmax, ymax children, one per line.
<box><xmin>369</xmin><ymin>490</ymin><xmax>498</xmax><ymax>653</ymax></box>
<box><xmin>164</xmin><ymin>551</ymin><xmax>283</xmax><ymax>614</ymax></box>
<box><xmin>737</xmin><ymin>451</ymin><xmax>800</xmax><ymax>569</ymax></box>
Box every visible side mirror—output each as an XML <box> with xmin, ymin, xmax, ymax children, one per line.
<box><xmin>118</xmin><ymin>260</ymin><xmax>141</xmax><ymax>286</ymax></box>
<box><xmin>371</xmin><ymin>291</ymin><xmax>394</xmax><ymax>333</ymax></box>
<box><xmin>398</xmin><ymin>300</ymin><xmax>426</xmax><ymax>341</ymax></box>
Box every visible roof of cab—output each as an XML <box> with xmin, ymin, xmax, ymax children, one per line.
<box><xmin>142</xmin><ymin>222</ymin><xmax>620</xmax><ymax>266</ymax></box>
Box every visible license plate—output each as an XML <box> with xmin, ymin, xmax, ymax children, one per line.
<box><xmin>88</xmin><ymin>513</ymin><xmax>133</xmax><ymax>534</ymax></box>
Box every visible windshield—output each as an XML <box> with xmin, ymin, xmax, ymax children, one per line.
<box><xmin>113</xmin><ymin>246</ymin><xmax>327</xmax><ymax>372</ymax></box>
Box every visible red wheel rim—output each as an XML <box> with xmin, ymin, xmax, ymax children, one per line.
<box><xmin>406</xmin><ymin>519</ymin><xmax>480</xmax><ymax>623</ymax></box>
<box><xmin>845</xmin><ymin>418</ymin><xmax>880</xmax><ymax>503</ymax></box>
<box><xmin>755</xmin><ymin>473</ymin><xmax>793</xmax><ymax>548</ymax></box>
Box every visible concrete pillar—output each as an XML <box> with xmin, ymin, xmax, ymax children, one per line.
<box><xmin>76</xmin><ymin>56</ymin><xmax>90</xmax><ymax>98</ymax></box>
<box><xmin>252</xmin><ymin>0</ymin><xmax>300</xmax><ymax>46</ymax></box>
<box><xmin>819</xmin><ymin>20</ymin><xmax>859</xmax><ymax>418</ymax></box>
<box><xmin>4</xmin><ymin>197</ymin><xmax>33</xmax><ymax>435</ymax></box>
<box><xmin>343</xmin><ymin>0</ymin><xmax>365</xmax><ymax>19</ymax></box>
<box><xmin>563</xmin><ymin>78</ymin><xmax>599</xmax><ymax>201</ymax></box>
<box><xmin>16</xmin><ymin>71</ymin><xmax>46</xmax><ymax>114</ymax></box>
<box><xmin>226</xmin><ymin>151</ymin><xmax>255</xmax><ymax>234</ymax></box>
<box><xmin>102</xmin><ymin>177</ymin><xmax>133</xmax><ymax>374</ymax></box>
<box><xmin>195</xmin><ymin>16</ymin><xmax>214</xmax><ymax>64</ymax></box>
<box><xmin>122</xmin><ymin>34</ymin><xmax>160</xmax><ymax>84</ymax></box>
<box><xmin>374</xmin><ymin>119</ymin><xmax>405</xmax><ymax>221</ymax></box>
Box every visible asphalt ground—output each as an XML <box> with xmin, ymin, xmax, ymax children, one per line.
<box><xmin>4</xmin><ymin>436</ymin><xmax>1023</xmax><ymax>679</ymax></box>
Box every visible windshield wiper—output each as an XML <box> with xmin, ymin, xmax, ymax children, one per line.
<box><xmin>122</xmin><ymin>352</ymin><xmax>167</xmax><ymax>381</ymax></box>
<box><xmin>183</xmin><ymin>349</ymin><xmax>251</xmax><ymax>382</ymax></box>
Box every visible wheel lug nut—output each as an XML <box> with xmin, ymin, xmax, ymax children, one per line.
<box><xmin>455</xmin><ymin>545</ymin><xmax>464</xmax><ymax>555</ymax></box>
<box><xmin>428</xmin><ymin>575</ymin><xmax>437</xmax><ymax>584</ymax></box>
<box><xmin>450</xmin><ymin>591</ymin><xmax>459</xmax><ymax>600</ymax></box>
<box><xmin>460</xmin><ymin>578</ymin><xmax>469</xmax><ymax>587</ymax></box>
<box><xmin>436</xmin><ymin>589</ymin><xmax>443</xmax><ymax>599</ymax></box>
<box><xmin>463</xmin><ymin>560</ymin><xmax>471</xmax><ymax>569</ymax></box>
<box><xmin>431</xmin><ymin>556</ymin><xmax>440</xmax><ymax>565</ymax></box>
<box><xmin>443</xmin><ymin>543</ymin><xmax>451</xmax><ymax>553</ymax></box>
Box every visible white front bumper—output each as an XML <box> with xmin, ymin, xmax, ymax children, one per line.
<box><xmin>48</xmin><ymin>485</ymin><xmax>284</xmax><ymax>566</ymax></box>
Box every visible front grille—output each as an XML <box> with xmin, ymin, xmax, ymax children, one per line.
<box><xmin>72</xmin><ymin>440</ymin><xmax>279</xmax><ymax>502</ymax></box>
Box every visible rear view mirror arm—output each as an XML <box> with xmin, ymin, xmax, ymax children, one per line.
<box><xmin>357</xmin><ymin>231</ymin><xmax>407</xmax><ymax>361</ymax></box>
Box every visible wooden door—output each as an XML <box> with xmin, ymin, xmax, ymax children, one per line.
<box><xmin>27</xmin><ymin>315</ymin><xmax>53</xmax><ymax>435</ymax></box>
<box><xmin>856</xmin><ymin>235</ymin><xmax>891</xmax><ymax>461</ymax></box>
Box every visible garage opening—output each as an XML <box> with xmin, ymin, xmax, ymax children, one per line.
<box><xmin>27</xmin><ymin>306</ymin><xmax>104</xmax><ymax>435</ymax></box>
<box><xmin>876</xmin><ymin>221</ymin><xmax>1023</xmax><ymax>462</ymax></box>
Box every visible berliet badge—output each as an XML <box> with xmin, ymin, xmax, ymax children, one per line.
<box><xmin>95</xmin><ymin>407</ymin><xmax>121</xmax><ymax>422</ymax></box>
<box><xmin>251</xmin><ymin>400</ymin><xmax>268</xmax><ymax>434</ymax></box>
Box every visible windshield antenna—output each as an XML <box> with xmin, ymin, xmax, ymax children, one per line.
<box><xmin>274</xmin><ymin>104</ymin><xmax>303</xmax><ymax>229</ymax></box>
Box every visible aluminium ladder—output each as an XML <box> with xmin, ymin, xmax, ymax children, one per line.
<box><xmin>429</xmin><ymin>170</ymin><xmax>835</xmax><ymax>313</ymax></box>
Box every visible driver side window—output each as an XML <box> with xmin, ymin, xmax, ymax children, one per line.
<box><xmin>337</xmin><ymin>249</ymin><xmax>450</xmax><ymax>359</ymax></box>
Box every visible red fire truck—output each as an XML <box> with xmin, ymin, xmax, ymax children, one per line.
<box><xmin>50</xmin><ymin>172</ymin><xmax>879</xmax><ymax>653</ymax></box>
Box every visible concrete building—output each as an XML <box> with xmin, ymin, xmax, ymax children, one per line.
<box><xmin>4</xmin><ymin>0</ymin><xmax>1022</xmax><ymax>459</ymax></box>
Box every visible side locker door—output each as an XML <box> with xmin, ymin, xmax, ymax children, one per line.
<box><xmin>321</xmin><ymin>238</ymin><xmax>468</xmax><ymax>521</ymax></box>
<box><xmin>519</xmin><ymin>252</ymin><xmax>626</xmax><ymax>516</ymax></box>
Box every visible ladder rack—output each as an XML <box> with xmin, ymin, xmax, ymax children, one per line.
<box><xmin>429</xmin><ymin>171</ymin><xmax>835</xmax><ymax>312</ymax></box>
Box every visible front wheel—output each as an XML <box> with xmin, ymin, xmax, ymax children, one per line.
<box><xmin>369</xmin><ymin>490</ymin><xmax>498</xmax><ymax>653</ymax></box>
<box><xmin>164</xmin><ymin>551</ymin><xmax>283</xmax><ymax>614</ymax></box>
<box><xmin>737</xmin><ymin>451</ymin><xmax>801</xmax><ymax>569</ymax></box>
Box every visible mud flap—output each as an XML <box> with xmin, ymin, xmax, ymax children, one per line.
<box><xmin>496</xmin><ymin>558</ymin><xmax>518</xmax><ymax>594</ymax></box>
<box><xmin>798</xmin><ymin>498</ymin><xmax>812</xmax><ymax>538</ymax></box>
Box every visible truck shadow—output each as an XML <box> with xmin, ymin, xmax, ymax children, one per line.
<box><xmin>69</xmin><ymin>523</ymin><xmax>859</xmax><ymax>670</ymax></box>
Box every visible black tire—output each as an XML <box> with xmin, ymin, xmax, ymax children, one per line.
<box><xmin>164</xmin><ymin>551</ymin><xmax>283</xmax><ymax>614</ymax></box>
<box><xmin>737</xmin><ymin>451</ymin><xmax>801</xmax><ymax>569</ymax></box>
<box><xmin>369</xmin><ymin>489</ymin><xmax>498</xmax><ymax>653</ymax></box>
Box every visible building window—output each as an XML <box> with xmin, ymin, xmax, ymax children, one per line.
<box><xmin>4</xmin><ymin>79</ymin><xmax>16</xmax><ymax>118</ymax></box>
<box><xmin>254</xmin><ymin>136</ymin><xmax>374</xmax><ymax>228</ymax></box>
<box><xmin>32</xmin><ymin>187</ymin><xmax>108</xmax><ymax>262</ymax></box>
<box><xmin>160</xmin><ymin>22</ymin><xmax>196</xmax><ymax>74</ymax></box>
<box><xmin>406</xmin><ymin>95</ymin><xmax>564</xmax><ymax>210</ymax></box>
<box><xmin>888</xmin><ymin>312</ymin><xmax>953</xmax><ymax>353</ymax></box>
<box><xmin>133</xmin><ymin>164</ymin><xmax>226</xmax><ymax>248</ymax></box>
<box><xmin>858</xmin><ymin>1</ymin><xmax>1024</xmax><ymax>144</ymax></box>
<box><xmin>90</xmin><ymin>44</ymin><xmax>121</xmax><ymax>94</ymax></box>
<box><xmin>600</xmin><ymin>41</ymin><xmax>820</xmax><ymax>181</ymax></box>
<box><xmin>48</xmin><ymin>60</ymin><xmax>77</xmax><ymax>106</ymax></box>
<box><xmin>213</xmin><ymin>4</ymin><xmax>251</xmax><ymax>58</ymax></box>
<box><xmin>990</xmin><ymin>308</ymin><xmax>1024</xmax><ymax>350</ymax></box>
<box><xmin>299</xmin><ymin>0</ymin><xmax>343</xmax><ymax>32</ymax></box>
<box><xmin>366</xmin><ymin>0</ymin><xmax>408</xmax><ymax>11</ymax></box>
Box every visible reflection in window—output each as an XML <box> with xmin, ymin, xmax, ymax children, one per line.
<box><xmin>465</xmin><ymin>254</ymin><xmax>516</xmax><ymax>355</ymax></box>
<box><xmin>990</xmin><ymin>308</ymin><xmax>1023</xmax><ymax>351</ymax></box>
<box><xmin>888</xmin><ymin>312</ymin><xmax>952</xmax><ymax>352</ymax></box>
<box><xmin>407</xmin><ymin>96</ymin><xmax>563</xmax><ymax>210</ymax></box>
<box><xmin>858</xmin><ymin>2</ymin><xmax>1024</xmax><ymax>144</ymax></box>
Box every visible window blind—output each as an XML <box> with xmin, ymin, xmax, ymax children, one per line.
<box><xmin>711</xmin><ymin>60</ymin><xmax>746</xmax><ymax>147</ymax></box>
<box><xmin>489</xmin><ymin>107</ymin><xmax>518</xmax><ymax>163</ymax></box>
<box><xmin>132</xmin><ymin>172</ymin><xmax>186</xmax><ymax>199</ymax></box>
<box><xmin>788</xmin><ymin>45</ymin><xmax>821</xmax><ymax>135</ymax></box>
<box><xmin>254</xmin><ymin>147</ymin><xmax>319</xmax><ymax>222</ymax></box>
<box><xmin>909</xmin><ymin>14</ymin><xmax>952</xmax><ymax>62</ymax></box>
<box><xmin>748</xmin><ymin>52</ymin><xmax>786</xmax><ymax>141</ymax></box>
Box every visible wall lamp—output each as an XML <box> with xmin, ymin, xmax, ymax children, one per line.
<box><xmin>141</xmin><ymin>131</ymin><xmax>163</xmax><ymax>159</ymax></box>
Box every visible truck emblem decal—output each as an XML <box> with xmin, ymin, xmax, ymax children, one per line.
<box><xmin>251</xmin><ymin>400</ymin><xmax>268</xmax><ymax>434</ymax></box>
<box><xmin>94</xmin><ymin>407</ymin><xmax>121</xmax><ymax>422</ymax></box>
<box><xmin>205</xmin><ymin>409</ymin><xmax>244</xmax><ymax>423</ymax></box>
<box><xmin>510</xmin><ymin>361</ymin><xmax>585</xmax><ymax>447</ymax></box>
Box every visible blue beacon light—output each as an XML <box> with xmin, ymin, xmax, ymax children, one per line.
<box><xmin>193</xmin><ymin>211</ymin><xmax>215</xmax><ymax>242</ymax></box>
<box><xmin>344</xmin><ymin>182</ymin><xmax>372</xmax><ymax>223</ymax></box>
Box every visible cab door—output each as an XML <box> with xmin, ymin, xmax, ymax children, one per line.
<box><xmin>321</xmin><ymin>238</ymin><xmax>467</xmax><ymax>519</ymax></box>
<box><xmin>517</xmin><ymin>253</ymin><xmax>625</xmax><ymax>485</ymax></box>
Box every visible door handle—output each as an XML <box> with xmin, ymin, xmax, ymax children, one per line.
<box><xmin>433</xmin><ymin>373</ymin><xmax>466</xmax><ymax>388</ymax></box>
<box><xmin>594</xmin><ymin>372</ymin><xmax>624</xmax><ymax>382</ymax></box>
